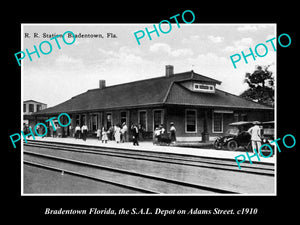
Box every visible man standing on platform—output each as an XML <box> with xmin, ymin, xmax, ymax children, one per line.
<box><xmin>170</xmin><ymin>122</ymin><xmax>176</xmax><ymax>144</ymax></box>
<box><xmin>248</xmin><ymin>121</ymin><xmax>262</xmax><ymax>153</ymax></box>
<box><xmin>75</xmin><ymin>124</ymin><xmax>81</xmax><ymax>139</ymax></box>
<box><xmin>81</xmin><ymin>123</ymin><xmax>88</xmax><ymax>141</ymax></box>
<box><xmin>121</xmin><ymin>122</ymin><xmax>128</xmax><ymax>143</ymax></box>
<box><xmin>131</xmin><ymin>123</ymin><xmax>139</xmax><ymax>146</ymax></box>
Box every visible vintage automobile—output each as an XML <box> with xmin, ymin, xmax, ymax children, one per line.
<box><xmin>214</xmin><ymin>120</ymin><xmax>275</xmax><ymax>153</ymax></box>
<box><xmin>261</xmin><ymin>121</ymin><xmax>274</xmax><ymax>141</ymax></box>
<box><xmin>256</xmin><ymin>121</ymin><xmax>275</xmax><ymax>156</ymax></box>
<box><xmin>213</xmin><ymin>121</ymin><xmax>255</xmax><ymax>151</ymax></box>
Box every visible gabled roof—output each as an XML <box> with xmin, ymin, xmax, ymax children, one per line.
<box><xmin>33</xmin><ymin>70</ymin><xmax>272</xmax><ymax>116</ymax></box>
<box><xmin>24</xmin><ymin>100</ymin><xmax>47</xmax><ymax>105</ymax></box>
<box><xmin>165</xmin><ymin>82</ymin><xmax>272</xmax><ymax>110</ymax></box>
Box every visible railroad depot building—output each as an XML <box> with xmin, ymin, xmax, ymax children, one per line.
<box><xmin>32</xmin><ymin>65</ymin><xmax>273</xmax><ymax>142</ymax></box>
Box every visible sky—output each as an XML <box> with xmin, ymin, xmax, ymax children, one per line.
<box><xmin>22</xmin><ymin>23</ymin><xmax>276</xmax><ymax>107</ymax></box>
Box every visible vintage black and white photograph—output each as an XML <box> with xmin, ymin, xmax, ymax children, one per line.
<box><xmin>21</xmin><ymin>23</ymin><xmax>276</xmax><ymax>195</ymax></box>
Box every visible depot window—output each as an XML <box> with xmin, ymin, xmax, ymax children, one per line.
<box><xmin>106</xmin><ymin>113</ymin><xmax>112</xmax><ymax>129</ymax></box>
<box><xmin>153</xmin><ymin>109</ymin><xmax>164</xmax><ymax>130</ymax></box>
<box><xmin>194</xmin><ymin>83</ymin><xmax>214</xmax><ymax>92</ymax></box>
<box><xmin>185</xmin><ymin>109</ymin><xmax>197</xmax><ymax>133</ymax></box>
<box><xmin>90</xmin><ymin>114</ymin><xmax>98</xmax><ymax>131</ymax></box>
<box><xmin>138</xmin><ymin>110</ymin><xmax>147</xmax><ymax>131</ymax></box>
<box><xmin>120</xmin><ymin>111</ymin><xmax>127</xmax><ymax>124</ymax></box>
<box><xmin>213</xmin><ymin>113</ymin><xmax>223</xmax><ymax>133</ymax></box>
<box><xmin>75</xmin><ymin>115</ymin><xmax>80</xmax><ymax>126</ymax></box>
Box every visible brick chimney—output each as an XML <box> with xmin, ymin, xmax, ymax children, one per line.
<box><xmin>99</xmin><ymin>80</ymin><xmax>106</xmax><ymax>89</ymax></box>
<box><xmin>165</xmin><ymin>65</ymin><xmax>174</xmax><ymax>77</ymax></box>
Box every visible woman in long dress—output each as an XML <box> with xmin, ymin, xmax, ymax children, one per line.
<box><xmin>170</xmin><ymin>122</ymin><xmax>176</xmax><ymax>143</ymax></box>
<box><xmin>114</xmin><ymin>125</ymin><xmax>121</xmax><ymax>143</ymax></box>
<box><xmin>96</xmin><ymin>128</ymin><xmax>101</xmax><ymax>141</ymax></box>
<box><xmin>101</xmin><ymin>127</ymin><xmax>108</xmax><ymax>143</ymax></box>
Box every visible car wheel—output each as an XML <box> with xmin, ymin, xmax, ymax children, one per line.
<box><xmin>227</xmin><ymin>140</ymin><xmax>238</xmax><ymax>151</ymax></box>
<box><xmin>214</xmin><ymin>139</ymin><xmax>223</xmax><ymax>150</ymax></box>
<box><xmin>260</xmin><ymin>143</ymin><xmax>274</xmax><ymax>157</ymax></box>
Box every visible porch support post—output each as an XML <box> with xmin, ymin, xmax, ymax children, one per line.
<box><xmin>163</xmin><ymin>107</ymin><xmax>168</xmax><ymax>130</ymax></box>
<box><xmin>202</xmin><ymin>110</ymin><xmax>209</xmax><ymax>142</ymax></box>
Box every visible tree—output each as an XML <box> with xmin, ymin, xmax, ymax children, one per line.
<box><xmin>240</xmin><ymin>65</ymin><xmax>274</xmax><ymax>107</ymax></box>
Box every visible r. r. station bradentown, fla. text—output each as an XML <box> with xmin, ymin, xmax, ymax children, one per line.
<box><xmin>14</xmin><ymin>31</ymin><xmax>76</xmax><ymax>66</ymax></box>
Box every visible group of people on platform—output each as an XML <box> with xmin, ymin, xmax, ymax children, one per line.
<box><xmin>153</xmin><ymin>122</ymin><xmax>176</xmax><ymax>145</ymax></box>
<box><xmin>96</xmin><ymin>122</ymin><xmax>129</xmax><ymax>144</ymax></box>
<box><xmin>73</xmin><ymin>122</ymin><xmax>177</xmax><ymax>146</ymax></box>
<box><xmin>74</xmin><ymin>123</ymin><xmax>88</xmax><ymax>141</ymax></box>
<box><xmin>23</xmin><ymin>122</ymin><xmax>65</xmax><ymax>138</ymax></box>
<box><xmin>96</xmin><ymin>123</ymin><xmax>141</xmax><ymax>146</ymax></box>
<box><xmin>73</xmin><ymin>122</ymin><xmax>136</xmax><ymax>144</ymax></box>
<box><xmin>24</xmin><ymin>120</ymin><xmax>177</xmax><ymax>146</ymax></box>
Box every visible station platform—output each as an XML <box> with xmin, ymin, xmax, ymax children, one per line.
<box><xmin>24</xmin><ymin>136</ymin><xmax>276</xmax><ymax>164</ymax></box>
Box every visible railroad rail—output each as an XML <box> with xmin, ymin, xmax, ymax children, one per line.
<box><xmin>24</xmin><ymin>140</ymin><xmax>274</xmax><ymax>175</ymax></box>
<box><xmin>25</xmin><ymin>160</ymin><xmax>157</xmax><ymax>194</ymax></box>
<box><xmin>23</xmin><ymin>140</ymin><xmax>275</xmax><ymax>194</ymax></box>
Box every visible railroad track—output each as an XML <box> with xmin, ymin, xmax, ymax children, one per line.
<box><xmin>23</xmin><ymin>140</ymin><xmax>275</xmax><ymax>194</ymax></box>
<box><xmin>24</xmin><ymin>140</ymin><xmax>274</xmax><ymax>175</ymax></box>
